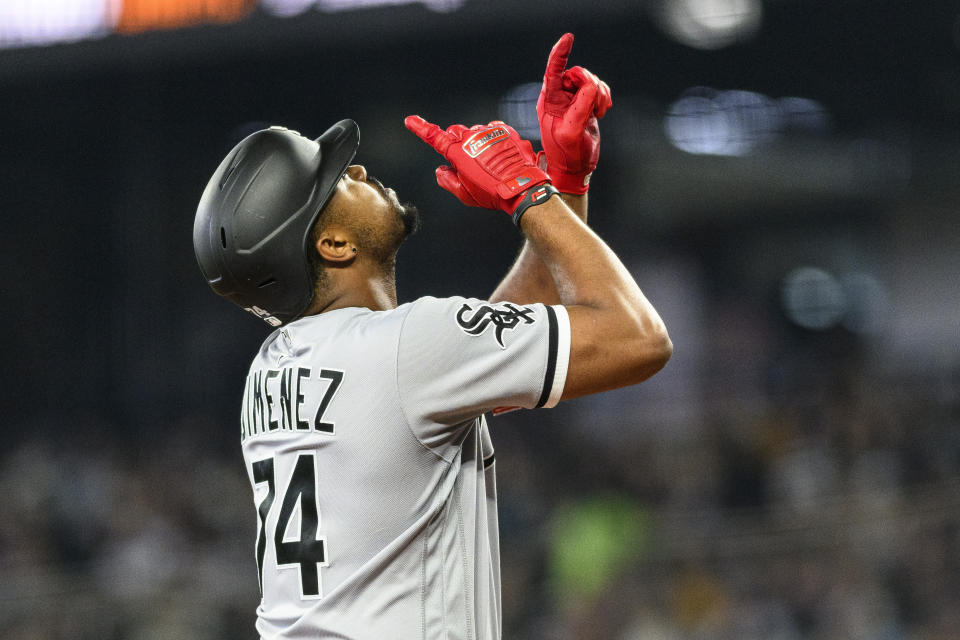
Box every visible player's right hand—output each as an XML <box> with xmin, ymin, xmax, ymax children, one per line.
<box><xmin>404</xmin><ymin>116</ymin><xmax>551</xmax><ymax>216</ymax></box>
<box><xmin>537</xmin><ymin>33</ymin><xmax>613</xmax><ymax>195</ymax></box>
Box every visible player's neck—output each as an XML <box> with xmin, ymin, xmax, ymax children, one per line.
<box><xmin>311</xmin><ymin>270</ymin><xmax>397</xmax><ymax>315</ymax></box>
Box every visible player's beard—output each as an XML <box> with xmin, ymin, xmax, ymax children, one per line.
<box><xmin>378</xmin><ymin>200</ymin><xmax>419</xmax><ymax>271</ymax></box>
<box><xmin>370</xmin><ymin>199</ymin><xmax>419</xmax><ymax>295</ymax></box>
<box><xmin>367</xmin><ymin>174</ymin><xmax>420</xmax><ymax>242</ymax></box>
<box><xmin>395</xmin><ymin>200</ymin><xmax>421</xmax><ymax>240</ymax></box>
<box><xmin>360</xmin><ymin>198</ymin><xmax>419</xmax><ymax>267</ymax></box>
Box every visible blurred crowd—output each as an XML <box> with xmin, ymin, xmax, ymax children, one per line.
<box><xmin>496</xmin><ymin>363</ymin><xmax>960</xmax><ymax>640</ymax></box>
<box><xmin>3</xmin><ymin>346</ymin><xmax>956</xmax><ymax>640</ymax></box>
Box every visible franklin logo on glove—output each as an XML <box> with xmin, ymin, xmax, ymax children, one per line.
<box><xmin>462</xmin><ymin>126</ymin><xmax>509</xmax><ymax>157</ymax></box>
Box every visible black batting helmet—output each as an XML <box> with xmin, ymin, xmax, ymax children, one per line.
<box><xmin>193</xmin><ymin>119</ymin><xmax>360</xmax><ymax>326</ymax></box>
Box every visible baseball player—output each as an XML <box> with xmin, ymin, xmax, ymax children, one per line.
<box><xmin>193</xmin><ymin>34</ymin><xmax>670</xmax><ymax>640</ymax></box>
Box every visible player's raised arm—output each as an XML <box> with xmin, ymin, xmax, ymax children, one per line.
<box><xmin>405</xmin><ymin>115</ymin><xmax>671</xmax><ymax>401</ymax></box>
<box><xmin>491</xmin><ymin>32</ymin><xmax>612</xmax><ymax>306</ymax></box>
<box><xmin>519</xmin><ymin>196</ymin><xmax>671</xmax><ymax>399</ymax></box>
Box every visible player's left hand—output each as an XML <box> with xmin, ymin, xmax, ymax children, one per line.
<box><xmin>405</xmin><ymin>116</ymin><xmax>551</xmax><ymax>218</ymax></box>
<box><xmin>537</xmin><ymin>32</ymin><xmax>613</xmax><ymax>195</ymax></box>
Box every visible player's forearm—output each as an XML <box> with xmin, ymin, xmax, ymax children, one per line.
<box><xmin>489</xmin><ymin>243</ymin><xmax>559</xmax><ymax>305</ymax></box>
<box><xmin>520</xmin><ymin>196</ymin><xmax>641</xmax><ymax>311</ymax></box>
<box><xmin>520</xmin><ymin>195</ymin><xmax>671</xmax><ymax>395</ymax></box>
<box><xmin>560</xmin><ymin>192</ymin><xmax>588</xmax><ymax>221</ymax></box>
<box><xmin>489</xmin><ymin>193</ymin><xmax>587</xmax><ymax>305</ymax></box>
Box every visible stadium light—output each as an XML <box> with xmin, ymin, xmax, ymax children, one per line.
<box><xmin>658</xmin><ymin>0</ymin><xmax>762</xmax><ymax>50</ymax></box>
<box><xmin>664</xmin><ymin>87</ymin><xmax>829</xmax><ymax>156</ymax></box>
<box><xmin>260</xmin><ymin>0</ymin><xmax>316</xmax><ymax>16</ymax></box>
<box><xmin>781</xmin><ymin>267</ymin><xmax>845</xmax><ymax>331</ymax></box>
<box><xmin>839</xmin><ymin>272</ymin><xmax>889</xmax><ymax>335</ymax></box>
<box><xmin>0</xmin><ymin>0</ymin><xmax>116</xmax><ymax>47</ymax></box>
<box><xmin>499</xmin><ymin>82</ymin><xmax>542</xmax><ymax>141</ymax></box>
<box><xmin>0</xmin><ymin>0</ymin><xmax>469</xmax><ymax>50</ymax></box>
<box><xmin>263</xmin><ymin>0</ymin><xmax>465</xmax><ymax>15</ymax></box>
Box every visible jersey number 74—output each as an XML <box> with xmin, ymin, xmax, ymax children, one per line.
<box><xmin>252</xmin><ymin>454</ymin><xmax>329</xmax><ymax>599</ymax></box>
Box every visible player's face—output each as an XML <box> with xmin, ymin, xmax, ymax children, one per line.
<box><xmin>331</xmin><ymin>165</ymin><xmax>420</xmax><ymax>246</ymax></box>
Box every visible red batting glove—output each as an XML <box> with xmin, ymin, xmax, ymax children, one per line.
<box><xmin>405</xmin><ymin>116</ymin><xmax>552</xmax><ymax>218</ymax></box>
<box><xmin>537</xmin><ymin>33</ymin><xmax>613</xmax><ymax>194</ymax></box>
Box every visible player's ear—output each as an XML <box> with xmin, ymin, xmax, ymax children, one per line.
<box><xmin>315</xmin><ymin>226</ymin><xmax>358</xmax><ymax>265</ymax></box>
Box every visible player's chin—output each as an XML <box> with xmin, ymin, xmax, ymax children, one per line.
<box><xmin>397</xmin><ymin>201</ymin><xmax>421</xmax><ymax>238</ymax></box>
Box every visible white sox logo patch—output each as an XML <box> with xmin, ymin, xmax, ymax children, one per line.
<box><xmin>456</xmin><ymin>302</ymin><xmax>535</xmax><ymax>348</ymax></box>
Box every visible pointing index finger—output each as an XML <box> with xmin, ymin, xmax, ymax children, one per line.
<box><xmin>544</xmin><ymin>32</ymin><xmax>574</xmax><ymax>91</ymax></box>
<box><xmin>404</xmin><ymin>115</ymin><xmax>454</xmax><ymax>155</ymax></box>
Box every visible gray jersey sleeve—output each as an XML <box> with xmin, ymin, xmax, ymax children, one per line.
<box><xmin>397</xmin><ymin>296</ymin><xmax>570</xmax><ymax>447</ymax></box>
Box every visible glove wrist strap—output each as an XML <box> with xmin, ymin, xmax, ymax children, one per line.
<box><xmin>512</xmin><ymin>183</ymin><xmax>559</xmax><ymax>227</ymax></box>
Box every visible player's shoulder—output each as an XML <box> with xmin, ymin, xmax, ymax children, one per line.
<box><xmin>248</xmin><ymin>307</ymin><xmax>383</xmax><ymax>359</ymax></box>
<box><xmin>400</xmin><ymin>295</ymin><xmax>495</xmax><ymax>326</ymax></box>
<box><xmin>400</xmin><ymin>295</ymin><xmax>550</xmax><ymax>344</ymax></box>
<box><xmin>271</xmin><ymin>300</ymin><xmax>467</xmax><ymax>346</ymax></box>
<box><xmin>249</xmin><ymin>305</ymin><xmax>422</xmax><ymax>372</ymax></box>
<box><xmin>405</xmin><ymin>295</ymin><xmax>544</xmax><ymax>317</ymax></box>
<box><xmin>405</xmin><ymin>294</ymin><xmax>475</xmax><ymax>312</ymax></box>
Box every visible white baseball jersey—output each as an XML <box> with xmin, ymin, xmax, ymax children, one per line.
<box><xmin>239</xmin><ymin>296</ymin><xmax>570</xmax><ymax>640</ymax></box>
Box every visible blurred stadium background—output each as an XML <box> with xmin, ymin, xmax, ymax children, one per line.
<box><xmin>2</xmin><ymin>1</ymin><xmax>959</xmax><ymax>638</ymax></box>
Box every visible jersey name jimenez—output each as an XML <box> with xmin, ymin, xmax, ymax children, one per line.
<box><xmin>240</xmin><ymin>366</ymin><xmax>343</xmax><ymax>440</ymax></box>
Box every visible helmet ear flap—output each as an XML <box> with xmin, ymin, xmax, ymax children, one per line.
<box><xmin>193</xmin><ymin>120</ymin><xmax>360</xmax><ymax>326</ymax></box>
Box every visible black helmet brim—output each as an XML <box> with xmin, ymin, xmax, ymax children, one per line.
<box><xmin>312</xmin><ymin>119</ymin><xmax>360</xmax><ymax>210</ymax></box>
